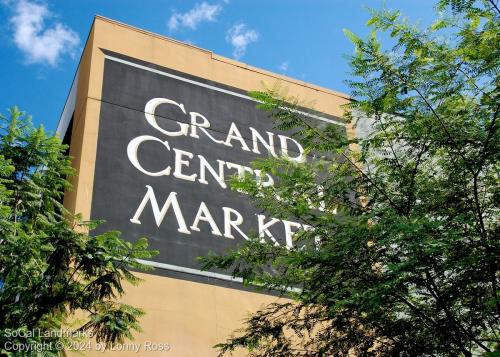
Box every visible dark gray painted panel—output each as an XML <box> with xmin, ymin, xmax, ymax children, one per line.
<box><xmin>90</xmin><ymin>54</ymin><xmax>345</xmax><ymax>285</ymax></box>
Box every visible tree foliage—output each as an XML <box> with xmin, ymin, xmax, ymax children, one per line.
<box><xmin>0</xmin><ymin>108</ymin><xmax>157</xmax><ymax>356</ymax></box>
<box><xmin>201</xmin><ymin>1</ymin><xmax>499</xmax><ymax>355</ymax></box>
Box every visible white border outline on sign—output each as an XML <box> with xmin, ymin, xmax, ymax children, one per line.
<box><xmin>135</xmin><ymin>259</ymin><xmax>243</xmax><ymax>283</ymax></box>
<box><xmin>135</xmin><ymin>259</ymin><xmax>301</xmax><ymax>292</ymax></box>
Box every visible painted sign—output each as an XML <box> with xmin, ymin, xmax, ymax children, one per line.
<box><xmin>91</xmin><ymin>51</ymin><xmax>343</xmax><ymax>283</ymax></box>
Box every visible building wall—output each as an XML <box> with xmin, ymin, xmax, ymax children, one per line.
<box><xmin>63</xmin><ymin>16</ymin><xmax>350</xmax><ymax>357</ymax></box>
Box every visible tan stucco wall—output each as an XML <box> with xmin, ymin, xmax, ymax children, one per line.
<box><xmin>67</xmin><ymin>272</ymin><xmax>281</xmax><ymax>357</ymax></box>
<box><xmin>64</xmin><ymin>16</ymin><xmax>350</xmax><ymax>357</ymax></box>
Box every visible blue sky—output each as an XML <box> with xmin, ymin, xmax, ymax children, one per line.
<box><xmin>0</xmin><ymin>0</ymin><xmax>437</xmax><ymax>131</ymax></box>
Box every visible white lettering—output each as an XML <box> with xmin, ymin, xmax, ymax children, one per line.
<box><xmin>198</xmin><ymin>155</ymin><xmax>227</xmax><ymax>189</ymax></box>
<box><xmin>145</xmin><ymin>98</ymin><xmax>189</xmax><ymax>137</ymax></box>
<box><xmin>222</xmin><ymin>207</ymin><xmax>249</xmax><ymax>240</ymax></box>
<box><xmin>224</xmin><ymin>122</ymin><xmax>251</xmax><ymax>151</ymax></box>
<box><xmin>226</xmin><ymin>161</ymin><xmax>254</xmax><ymax>177</ymax></box>
<box><xmin>173</xmin><ymin>148</ymin><xmax>197</xmax><ymax>182</ymax></box>
<box><xmin>127</xmin><ymin>135</ymin><xmax>171</xmax><ymax>176</ymax></box>
<box><xmin>257</xmin><ymin>214</ymin><xmax>280</xmax><ymax>245</ymax></box>
<box><xmin>254</xmin><ymin>169</ymin><xmax>274</xmax><ymax>187</ymax></box>
<box><xmin>189</xmin><ymin>112</ymin><xmax>225</xmax><ymax>144</ymax></box>
<box><xmin>283</xmin><ymin>220</ymin><xmax>302</xmax><ymax>248</ymax></box>
<box><xmin>250</xmin><ymin>127</ymin><xmax>276</xmax><ymax>157</ymax></box>
<box><xmin>190</xmin><ymin>201</ymin><xmax>222</xmax><ymax>236</ymax></box>
<box><xmin>130</xmin><ymin>186</ymin><xmax>191</xmax><ymax>234</ymax></box>
<box><xmin>278</xmin><ymin>134</ymin><xmax>306</xmax><ymax>163</ymax></box>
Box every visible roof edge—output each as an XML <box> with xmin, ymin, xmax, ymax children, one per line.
<box><xmin>93</xmin><ymin>15</ymin><xmax>351</xmax><ymax>101</ymax></box>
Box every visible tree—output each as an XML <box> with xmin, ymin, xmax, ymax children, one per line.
<box><xmin>201</xmin><ymin>0</ymin><xmax>499</xmax><ymax>355</ymax></box>
<box><xmin>0</xmin><ymin>107</ymin><xmax>157</xmax><ymax>356</ymax></box>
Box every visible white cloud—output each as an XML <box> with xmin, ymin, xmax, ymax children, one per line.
<box><xmin>8</xmin><ymin>0</ymin><xmax>79</xmax><ymax>66</ymax></box>
<box><xmin>225</xmin><ymin>23</ymin><xmax>258</xmax><ymax>60</ymax></box>
<box><xmin>168</xmin><ymin>2</ymin><xmax>222</xmax><ymax>31</ymax></box>
<box><xmin>279</xmin><ymin>61</ymin><xmax>289</xmax><ymax>71</ymax></box>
